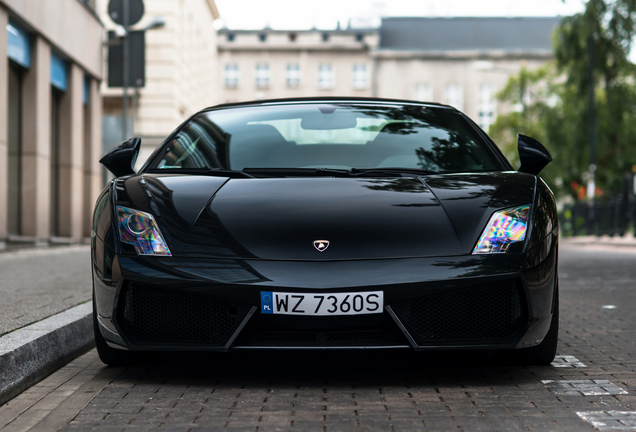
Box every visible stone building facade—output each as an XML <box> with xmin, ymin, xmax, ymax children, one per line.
<box><xmin>217</xmin><ymin>27</ymin><xmax>379</xmax><ymax>102</ymax></box>
<box><xmin>217</xmin><ymin>17</ymin><xmax>560</xmax><ymax>131</ymax></box>
<box><xmin>0</xmin><ymin>0</ymin><xmax>103</xmax><ymax>246</ymax></box>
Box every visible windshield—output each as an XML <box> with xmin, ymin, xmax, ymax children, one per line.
<box><xmin>147</xmin><ymin>103</ymin><xmax>506</xmax><ymax>173</ymax></box>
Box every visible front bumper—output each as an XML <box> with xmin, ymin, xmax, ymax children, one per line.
<box><xmin>94</xmin><ymin>246</ymin><xmax>557</xmax><ymax>352</ymax></box>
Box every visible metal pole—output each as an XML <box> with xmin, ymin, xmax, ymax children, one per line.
<box><xmin>122</xmin><ymin>0</ymin><xmax>130</xmax><ymax>140</ymax></box>
<box><xmin>519</xmin><ymin>60</ymin><xmax>527</xmax><ymax>115</ymax></box>
<box><xmin>587</xmin><ymin>33</ymin><xmax>596</xmax><ymax>201</ymax></box>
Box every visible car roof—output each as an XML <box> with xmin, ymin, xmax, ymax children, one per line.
<box><xmin>203</xmin><ymin>97</ymin><xmax>454</xmax><ymax>113</ymax></box>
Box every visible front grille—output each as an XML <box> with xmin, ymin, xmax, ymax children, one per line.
<box><xmin>117</xmin><ymin>282</ymin><xmax>251</xmax><ymax>346</ymax></box>
<box><xmin>391</xmin><ymin>279</ymin><xmax>527</xmax><ymax>346</ymax></box>
<box><xmin>234</xmin><ymin>311</ymin><xmax>408</xmax><ymax>348</ymax></box>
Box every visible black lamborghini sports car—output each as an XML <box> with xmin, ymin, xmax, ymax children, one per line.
<box><xmin>92</xmin><ymin>98</ymin><xmax>558</xmax><ymax>365</ymax></box>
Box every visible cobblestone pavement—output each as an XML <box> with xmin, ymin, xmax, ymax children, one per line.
<box><xmin>2</xmin><ymin>243</ymin><xmax>636</xmax><ymax>431</ymax></box>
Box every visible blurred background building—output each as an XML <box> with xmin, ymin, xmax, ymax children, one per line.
<box><xmin>218</xmin><ymin>26</ymin><xmax>379</xmax><ymax>102</ymax></box>
<box><xmin>375</xmin><ymin>17</ymin><xmax>558</xmax><ymax>130</ymax></box>
<box><xmin>218</xmin><ymin>17</ymin><xmax>559</xmax><ymax>130</ymax></box>
<box><xmin>0</xmin><ymin>0</ymin><xmax>103</xmax><ymax>246</ymax></box>
<box><xmin>97</xmin><ymin>0</ymin><xmax>220</xmax><ymax>169</ymax></box>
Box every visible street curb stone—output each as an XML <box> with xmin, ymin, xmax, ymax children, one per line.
<box><xmin>0</xmin><ymin>302</ymin><xmax>94</xmax><ymax>405</ymax></box>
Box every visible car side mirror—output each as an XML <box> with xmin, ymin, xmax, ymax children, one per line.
<box><xmin>100</xmin><ymin>137</ymin><xmax>141</xmax><ymax>177</ymax></box>
<box><xmin>517</xmin><ymin>134</ymin><xmax>552</xmax><ymax>175</ymax></box>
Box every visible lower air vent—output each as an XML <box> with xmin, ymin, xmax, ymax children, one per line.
<box><xmin>117</xmin><ymin>282</ymin><xmax>251</xmax><ymax>346</ymax></box>
<box><xmin>391</xmin><ymin>279</ymin><xmax>527</xmax><ymax>346</ymax></box>
<box><xmin>238</xmin><ymin>329</ymin><xmax>399</xmax><ymax>347</ymax></box>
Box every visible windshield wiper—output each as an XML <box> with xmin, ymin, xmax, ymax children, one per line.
<box><xmin>241</xmin><ymin>167</ymin><xmax>432</xmax><ymax>178</ymax></box>
<box><xmin>207</xmin><ymin>168</ymin><xmax>255</xmax><ymax>178</ymax></box>
<box><xmin>348</xmin><ymin>167</ymin><xmax>434</xmax><ymax>177</ymax></box>
<box><xmin>146</xmin><ymin>168</ymin><xmax>254</xmax><ymax>178</ymax></box>
<box><xmin>242</xmin><ymin>167</ymin><xmax>352</xmax><ymax>177</ymax></box>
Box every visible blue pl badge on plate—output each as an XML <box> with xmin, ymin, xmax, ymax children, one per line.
<box><xmin>261</xmin><ymin>292</ymin><xmax>273</xmax><ymax>314</ymax></box>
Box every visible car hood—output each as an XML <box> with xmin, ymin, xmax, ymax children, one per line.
<box><xmin>116</xmin><ymin>172</ymin><xmax>536</xmax><ymax>260</ymax></box>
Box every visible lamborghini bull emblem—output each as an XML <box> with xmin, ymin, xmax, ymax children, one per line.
<box><xmin>313</xmin><ymin>240</ymin><xmax>329</xmax><ymax>252</ymax></box>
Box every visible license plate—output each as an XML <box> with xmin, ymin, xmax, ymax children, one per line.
<box><xmin>260</xmin><ymin>291</ymin><xmax>383</xmax><ymax>316</ymax></box>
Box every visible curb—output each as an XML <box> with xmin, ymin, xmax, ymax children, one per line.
<box><xmin>0</xmin><ymin>303</ymin><xmax>94</xmax><ymax>405</ymax></box>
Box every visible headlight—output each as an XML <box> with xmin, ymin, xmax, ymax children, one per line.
<box><xmin>473</xmin><ymin>205</ymin><xmax>530</xmax><ymax>254</ymax></box>
<box><xmin>116</xmin><ymin>206</ymin><xmax>172</xmax><ymax>256</ymax></box>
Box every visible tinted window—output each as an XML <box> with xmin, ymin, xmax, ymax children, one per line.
<box><xmin>149</xmin><ymin>103</ymin><xmax>505</xmax><ymax>173</ymax></box>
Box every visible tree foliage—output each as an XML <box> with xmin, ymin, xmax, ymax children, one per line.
<box><xmin>489</xmin><ymin>0</ymin><xmax>636</xmax><ymax>198</ymax></box>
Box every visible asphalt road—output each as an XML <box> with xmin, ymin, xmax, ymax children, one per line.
<box><xmin>2</xmin><ymin>243</ymin><xmax>636</xmax><ymax>431</ymax></box>
<box><xmin>0</xmin><ymin>246</ymin><xmax>91</xmax><ymax>337</ymax></box>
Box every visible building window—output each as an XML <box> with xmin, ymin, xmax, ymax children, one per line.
<box><xmin>225</xmin><ymin>64</ymin><xmax>238</xmax><ymax>88</ymax></box>
<box><xmin>227</xmin><ymin>33</ymin><xmax>235</xmax><ymax>42</ymax></box>
<box><xmin>413</xmin><ymin>83</ymin><xmax>432</xmax><ymax>102</ymax></box>
<box><xmin>286</xmin><ymin>64</ymin><xmax>300</xmax><ymax>88</ymax></box>
<box><xmin>256</xmin><ymin>63</ymin><xmax>269</xmax><ymax>88</ymax></box>
<box><xmin>50</xmin><ymin>51</ymin><xmax>68</xmax><ymax>91</ymax></box>
<box><xmin>7</xmin><ymin>20</ymin><xmax>31</xmax><ymax>68</ymax></box>
<box><xmin>259</xmin><ymin>33</ymin><xmax>267</xmax><ymax>42</ymax></box>
<box><xmin>479</xmin><ymin>83</ymin><xmax>496</xmax><ymax>131</ymax></box>
<box><xmin>288</xmin><ymin>33</ymin><xmax>297</xmax><ymax>42</ymax></box>
<box><xmin>445</xmin><ymin>83</ymin><xmax>463</xmax><ymax>110</ymax></box>
<box><xmin>322</xmin><ymin>32</ymin><xmax>330</xmax><ymax>42</ymax></box>
<box><xmin>318</xmin><ymin>64</ymin><xmax>334</xmax><ymax>89</ymax></box>
<box><xmin>352</xmin><ymin>64</ymin><xmax>368</xmax><ymax>89</ymax></box>
<box><xmin>356</xmin><ymin>33</ymin><xmax>364</xmax><ymax>42</ymax></box>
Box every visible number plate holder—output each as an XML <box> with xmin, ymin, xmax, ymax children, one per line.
<box><xmin>260</xmin><ymin>291</ymin><xmax>384</xmax><ymax>316</ymax></box>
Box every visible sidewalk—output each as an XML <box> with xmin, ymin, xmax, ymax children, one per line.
<box><xmin>0</xmin><ymin>244</ymin><xmax>94</xmax><ymax>404</ymax></box>
<box><xmin>561</xmin><ymin>234</ymin><xmax>636</xmax><ymax>249</ymax></box>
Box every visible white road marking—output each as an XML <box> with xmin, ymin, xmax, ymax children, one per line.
<box><xmin>551</xmin><ymin>355</ymin><xmax>587</xmax><ymax>368</ymax></box>
<box><xmin>577</xmin><ymin>411</ymin><xmax>636</xmax><ymax>431</ymax></box>
<box><xmin>542</xmin><ymin>380</ymin><xmax>628</xmax><ymax>396</ymax></box>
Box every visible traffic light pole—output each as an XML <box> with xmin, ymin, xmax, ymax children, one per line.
<box><xmin>122</xmin><ymin>0</ymin><xmax>129</xmax><ymax>140</ymax></box>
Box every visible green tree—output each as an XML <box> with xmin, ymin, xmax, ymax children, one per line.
<box><xmin>490</xmin><ymin>0</ymin><xmax>636</xmax><ymax>198</ymax></box>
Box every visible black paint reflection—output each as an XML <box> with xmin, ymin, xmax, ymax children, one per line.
<box><xmin>432</xmin><ymin>256</ymin><xmax>523</xmax><ymax>278</ymax></box>
<box><xmin>122</xmin><ymin>174</ymin><xmax>257</xmax><ymax>259</ymax></box>
<box><xmin>362</xmin><ymin>178</ymin><xmax>429</xmax><ymax>193</ymax></box>
<box><xmin>120</xmin><ymin>257</ymin><xmax>270</xmax><ymax>285</ymax></box>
